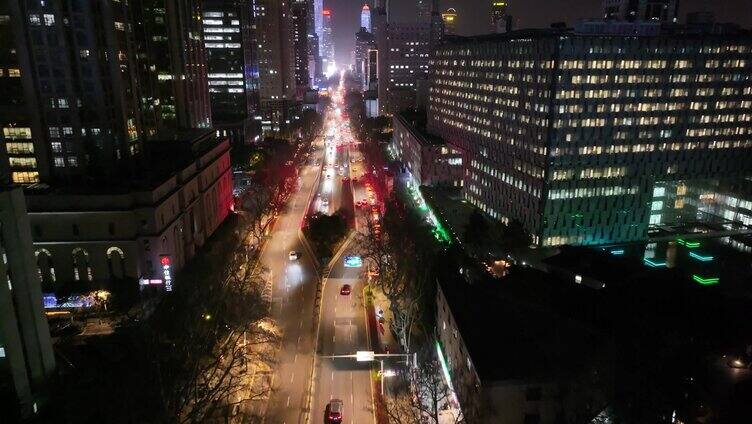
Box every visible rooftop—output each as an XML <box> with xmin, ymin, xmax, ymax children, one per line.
<box><xmin>395</xmin><ymin>110</ymin><xmax>444</xmax><ymax>147</ymax></box>
<box><xmin>439</xmin><ymin>266</ymin><xmax>606</xmax><ymax>383</ymax></box>
<box><xmin>25</xmin><ymin>129</ymin><xmax>220</xmax><ymax>196</ymax></box>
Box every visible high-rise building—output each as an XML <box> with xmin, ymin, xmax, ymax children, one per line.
<box><xmin>441</xmin><ymin>8</ymin><xmax>458</xmax><ymax>35</ymax></box>
<box><xmin>367</xmin><ymin>49</ymin><xmax>379</xmax><ymax>91</ymax></box>
<box><xmin>382</xmin><ymin>22</ymin><xmax>432</xmax><ymax>114</ymax></box>
<box><xmin>602</xmin><ymin>0</ymin><xmax>679</xmax><ymax>23</ymax></box>
<box><xmin>314</xmin><ymin>0</ymin><xmax>323</xmax><ymax>55</ymax></box>
<box><xmin>2</xmin><ymin>0</ymin><xmax>144</xmax><ymax>182</ymax></box>
<box><xmin>491</xmin><ymin>1</ymin><xmax>512</xmax><ymax>33</ymax></box>
<box><xmin>0</xmin><ymin>187</ymin><xmax>56</xmax><ymax>419</ymax></box>
<box><xmin>132</xmin><ymin>0</ymin><xmax>212</xmax><ymax>135</ymax></box>
<box><xmin>291</xmin><ymin>1</ymin><xmax>310</xmax><ymax>92</ymax></box>
<box><xmin>202</xmin><ymin>0</ymin><xmax>260</xmax><ymax>144</ymax></box>
<box><xmin>354</xmin><ymin>28</ymin><xmax>376</xmax><ymax>89</ymax></box>
<box><xmin>255</xmin><ymin>0</ymin><xmax>297</xmax><ymax>132</ymax></box>
<box><xmin>0</xmin><ymin>1</ymin><xmax>46</xmax><ymax>185</ymax></box>
<box><xmin>417</xmin><ymin>0</ymin><xmax>431</xmax><ymax>22</ymax></box>
<box><xmin>361</xmin><ymin>4</ymin><xmax>372</xmax><ymax>32</ymax></box>
<box><xmin>321</xmin><ymin>9</ymin><xmax>335</xmax><ymax>73</ymax></box>
<box><xmin>428</xmin><ymin>31</ymin><xmax>752</xmax><ymax>246</ymax></box>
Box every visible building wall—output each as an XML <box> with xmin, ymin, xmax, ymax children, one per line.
<box><xmin>25</xmin><ymin>140</ymin><xmax>232</xmax><ymax>291</ymax></box>
<box><xmin>391</xmin><ymin>115</ymin><xmax>463</xmax><ymax>187</ymax></box>
<box><xmin>428</xmin><ymin>33</ymin><xmax>752</xmax><ymax>246</ymax></box>
<box><xmin>0</xmin><ymin>188</ymin><xmax>55</xmax><ymax>418</ymax></box>
<box><xmin>435</xmin><ymin>283</ymin><xmax>482</xmax><ymax>421</ymax></box>
<box><xmin>436</xmin><ymin>283</ymin><xmax>567</xmax><ymax>424</ymax></box>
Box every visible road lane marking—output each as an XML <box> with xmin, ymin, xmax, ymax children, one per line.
<box><xmin>286</xmin><ymin>395</ymin><xmax>291</xmax><ymax>407</ymax></box>
<box><xmin>333</xmin><ymin>334</ymin><xmax>335</xmax><ymax>343</ymax></box>
<box><xmin>351</xmin><ymin>393</ymin><xmax>354</xmax><ymax>404</ymax></box>
<box><xmin>331</xmin><ymin>372</ymin><xmax>334</xmax><ymax>381</ymax></box>
<box><xmin>294</xmin><ymin>353</ymin><xmax>297</xmax><ymax>363</ymax></box>
<box><xmin>290</xmin><ymin>373</ymin><xmax>295</xmax><ymax>383</ymax></box>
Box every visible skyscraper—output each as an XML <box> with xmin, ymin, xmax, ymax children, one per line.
<box><xmin>132</xmin><ymin>0</ymin><xmax>213</xmax><ymax>135</ymax></box>
<box><xmin>428</xmin><ymin>30</ymin><xmax>752</xmax><ymax>246</ymax></box>
<box><xmin>291</xmin><ymin>1</ymin><xmax>310</xmax><ymax>92</ymax></box>
<box><xmin>314</xmin><ymin>0</ymin><xmax>323</xmax><ymax>55</ymax></box>
<box><xmin>354</xmin><ymin>28</ymin><xmax>376</xmax><ymax>89</ymax></box>
<box><xmin>202</xmin><ymin>0</ymin><xmax>260</xmax><ymax>144</ymax></box>
<box><xmin>383</xmin><ymin>22</ymin><xmax>432</xmax><ymax>113</ymax></box>
<box><xmin>602</xmin><ymin>0</ymin><xmax>679</xmax><ymax>23</ymax></box>
<box><xmin>441</xmin><ymin>8</ymin><xmax>458</xmax><ymax>35</ymax></box>
<box><xmin>322</xmin><ymin>9</ymin><xmax>335</xmax><ymax>73</ymax></box>
<box><xmin>491</xmin><ymin>1</ymin><xmax>512</xmax><ymax>33</ymax></box>
<box><xmin>361</xmin><ymin>4</ymin><xmax>372</xmax><ymax>32</ymax></box>
<box><xmin>2</xmin><ymin>0</ymin><xmax>145</xmax><ymax>182</ymax></box>
<box><xmin>255</xmin><ymin>0</ymin><xmax>297</xmax><ymax>132</ymax></box>
<box><xmin>0</xmin><ymin>0</ymin><xmax>46</xmax><ymax>185</ymax></box>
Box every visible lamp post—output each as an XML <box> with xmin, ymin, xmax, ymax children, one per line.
<box><xmin>325</xmin><ymin>351</ymin><xmax>412</xmax><ymax>395</ymax></box>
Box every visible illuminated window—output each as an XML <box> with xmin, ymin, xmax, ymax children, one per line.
<box><xmin>8</xmin><ymin>68</ymin><xmax>20</xmax><ymax>77</ymax></box>
<box><xmin>11</xmin><ymin>172</ymin><xmax>39</xmax><ymax>184</ymax></box>
<box><xmin>3</xmin><ymin>127</ymin><xmax>31</xmax><ymax>139</ymax></box>
<box><xmin>43</xmin><ymin>14</ymin><xmax>55</xmax><ymax>26</ymax></box>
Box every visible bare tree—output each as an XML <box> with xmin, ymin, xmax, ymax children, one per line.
<box><xmin>145</xmin><ymin>205</ymin><xmax>283</xmax><ymax>423</ymax></box>
<box><xmin>378</xmin><ymin>348</ymin><xmax>463</xmax><ymax>424</ymax></box>
<box><xmin>356</xmin><ymin>196</ymin><xmax>436</xmax><ymax>354</ymax></box>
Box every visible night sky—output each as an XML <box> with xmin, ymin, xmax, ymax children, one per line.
<box><xmin>328</xmin><ymin>0</ymin><xmax>752</xmax><ymax>66</ymax></box>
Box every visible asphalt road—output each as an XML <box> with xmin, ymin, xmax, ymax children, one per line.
<box><xmin>310</xmin><ymin>87</ymin><xmax>375</xmax><ymax>424</ymax></box>
<box><xmin>258</xmin><ymin>140</ymin><xmax>323</xmax><ymax>424</ymax></box>
<box><xmin>257</xmin><ymin>81</ymin><xmax>375</xmax><ymax>424</ymax></box>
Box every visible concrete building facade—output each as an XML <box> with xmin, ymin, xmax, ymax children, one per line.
<box><xmin>26</xmin><ymin>133</ymin><xmax>232</xmax><ymax>291</ymax></box>
<box><xmin>0</xmin><ymin>188</ymin><xmax>56</xmax><ymax>419</ymax></box>
<box><xmin>428</xmin><ymin>30</ymin><xmax>752</xmax><ymax>246</ymax></box>
<box><xmin>392</xmin><ymin>114</ymin><xmax>463</xmax><ymax>187</ymax></box>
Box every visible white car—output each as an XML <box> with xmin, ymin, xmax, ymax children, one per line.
<box><xmin>289</xmin><ymin>251</ymin><xmax>299</xmax><ymax>261</ymax></box>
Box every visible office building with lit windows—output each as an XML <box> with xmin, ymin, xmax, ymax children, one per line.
<box><xmin>1</xmin><ymin>0</ymin><xmax>144</xmax><ymax>182</ymax></box>
<box><xmin>291</xmin><ymin>1</ymin><xmax>310</xmax><ymax>93</ymax></box>
<box><xmin>202</xmin><ymin>0</ymin><xmax>260</xmax><ymax>144</ymax></box>
<box><xmin>354</xmin><ymin>28</ymin><xmax>376</xmax><ymax>90</ymax></box>
<box><xmin>0</xmin><ymin>2</ymin><xmax>46</xmax><ymax>185</ymax></box>
<box><xmin>380</xmin><ymin>22</ymin><xmax>432</xmax><ymax>114</ymax></box>
<box><xmin>321</xmin><ymin>9</ymin><xmax>335</xmax><ymax>71</ymax></box>
<box><xmin>132</xmin><ymin>0</ymin><xmax>212</xmax><ymax>134</ymax></box>
<box><xmin>255</xmin><ymin>0</ymin><xmax>297</xmax><ymax>132</ymax></box>
<box><xmin>428</xmin><ymin>29</ymin><xmax>752</xmax><ymax>246</ymax></box>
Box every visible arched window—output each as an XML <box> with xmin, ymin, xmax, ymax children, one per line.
<box><xmin>35</xmin><ymin>249</ymin><xmax>56</xmax><ymax>285</ymax></box>
<box><xmin>71</xmin><ymin>247</ymin><xmax>92</xmax><ymax>282</ymax></box>
<box><xmin>106</xmin><ymin>247</ymin><xmax>126</xmax><ymax>279</ymax></box>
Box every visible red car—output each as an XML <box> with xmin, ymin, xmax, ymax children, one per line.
<box><xmin>325</xmin><ymin>399</ymin><xmax>343</xmax><ymax>423</ymax></box>
<box><xmin>340</xmin><ymin>284</ymin><xmax>352</xmax><ymax>295</ymax></box>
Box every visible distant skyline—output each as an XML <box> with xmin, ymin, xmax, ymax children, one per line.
<box><xmin>328</xmin><ymin>0</ymin><xmax>752</xmax><ymax>67</ymax></box>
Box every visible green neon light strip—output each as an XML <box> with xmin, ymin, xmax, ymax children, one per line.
<box><xmin>678</xmin><ymin>238</ymin><xmax>700</xmax><ymax>248</ymax></box>
<box><xmin>689</xmin><ymin>252</ymin><xmax>714</xmax><ymax>262</ymax></box>
<box><xmin>436</xmin><ymin>341</ymin><xmax>456</xmax><ymax>393</ymax></box>
<box><xmin>610</xmin><ymin>249</ymin><xmax>625</xmax><ymax>255</ymax></box>
<box><xmin>692</xmin><ymin>274</ymin><xmax>720</xmax><ymax>285</ymax></box>
<box><xmin>644</xmin><ymin>258</ymin><xmax>667</xmax><ymax>267</ymax></box>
